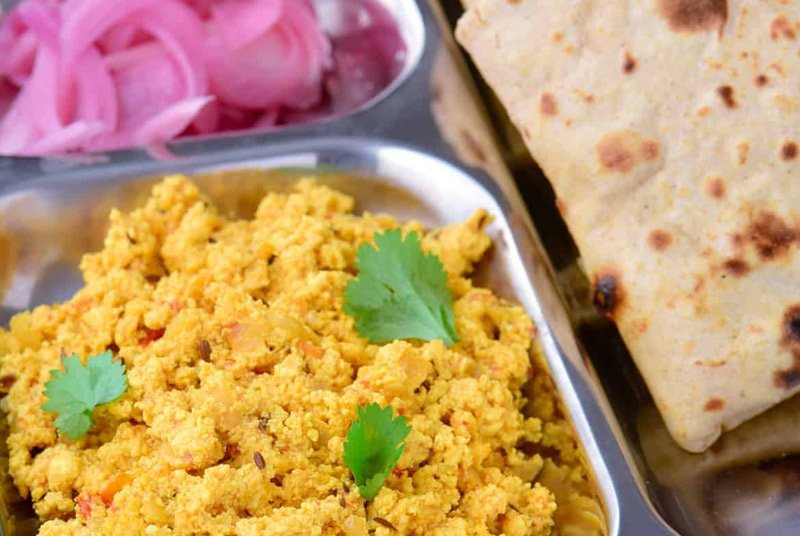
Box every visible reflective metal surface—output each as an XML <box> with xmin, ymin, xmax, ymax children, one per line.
<box><xmin>0</xmin><ymin>1</ymin><xmax>677</xmax><ymax>534</ymax></box>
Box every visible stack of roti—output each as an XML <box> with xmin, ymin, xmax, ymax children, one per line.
<box><xmin>456</xmin><ymin>0</ymin><xmax>800</xmax><ymax>452</ymax></box>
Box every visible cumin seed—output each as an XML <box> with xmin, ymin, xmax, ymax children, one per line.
<box><xmin>253</xmin><ymin>451</ymin><xmax>265</xmax><ymax>469</ymax></box>
<box><xmin>374</xmin><ymin>517</ymin><xmax>397</xmax><ymax>530</ymax></box>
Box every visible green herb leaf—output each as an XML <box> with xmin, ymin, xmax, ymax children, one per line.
<box><xmin>41</xmin><ymin>351</ymin><xmax>127</xmax><ymax>440</ymax></box>
<box><xmin>343</xmin><ymin>230</ymin><xmax>459</xmax><ymax>346</ymax></box>
<box><xmin>343</xmin><ymin>403</ymin><xmax>411</xmax><ymax>500</ymax></box>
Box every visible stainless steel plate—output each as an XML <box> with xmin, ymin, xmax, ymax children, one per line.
<box><xmin>0</xmin><ymin>1</ymin><xmax>675</xmax><ymax>534</ymax></box>
<box><xmin>0</xmin><ymin>137</ymin><xmax>668</xmax><ymax>536</ymax></box>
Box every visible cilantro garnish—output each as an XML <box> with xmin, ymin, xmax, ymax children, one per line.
<box><xmin>41</xmin><ymin>350</ymin><xmax>128</xmax><ymax>440</ymax></box>
<box><xmin>343</xmin><ymin>403</ymin><xmax>411</xmax><ymax>500</ymax></box>
<box><xmin>343</xmin><ymin>230</ymin><xmax>459</xmax><ymax>346</ymax></box>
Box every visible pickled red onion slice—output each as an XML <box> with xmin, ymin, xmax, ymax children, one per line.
<box><xmin>60</xmin><ymin>0</ymin><xmax>160</xmax><ymax>63</ymax></box>
<box><xmin>0</xmin><ymin>31</ymin><xmax>38</xmax><ymax>86</ymax></box>
<box><xmin>24</xmin><ymin>120</ymin><xmax>107</xmax><ymax>155</ymax></box>
<box><xmin>205</xmin><ymin>0</ymin><xmax>331</xmax><ymax>110</ymax></box>
<box><xmin>0</xmin><ymin>0</ymin><xmax>407</xmax><ymax>156</ymax></box>
<box><xmin>210</xmin><ymin>0</ymin><xmax>282</xmax><ymax>50</ymax></box>
<box><xmin>0</xmin><ymin>43</ymin><xmax>67</xmax><ymax>154</ymax></box>
<box><xmin>0</xmin><ymin>80</ymin><xmax>16</xmax><ymax>118</ymax></box>
<box><xmin>93</xmin><ymin>41</ymin><xmax>209</xmax><ymax>151</ymax></box>
<box><xmin>135</xmin><ymin>96</ymin><xmax>215</xmax><ymax>146</ymax></box>
<box><xmin>72</xmin><ymin>45</ymin><xmax>118</xmax><ymax>131</ymax></box>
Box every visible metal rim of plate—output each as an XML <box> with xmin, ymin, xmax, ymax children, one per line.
<box><xmin>0</xmin><ymin>1</ymin><xmax>675</xmax><ymax>535</ymax></box>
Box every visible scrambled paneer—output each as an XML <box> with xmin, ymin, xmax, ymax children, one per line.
<box><xmin>0</xmin><ymin>176</ymin><xmax>605</xmax><ymax>535</ymax></box>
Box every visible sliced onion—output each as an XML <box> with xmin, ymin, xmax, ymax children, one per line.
<box><xmin>216</xmin><ymin>103</ymin><xmax>260</xmax><ymax>132</ymax></box>
<box><xmin>0</xmin><ymin>9</ymin><xmax>39</xmax><ymax>85</ymax></box>
<box><xmin>23</xmin><ymin>43</ymin><xmax>64</xmax><ymax>135</ymax></box>
<box><xmin>134</xmin><ymin>0</ymin><xmax>208</xmax><ymax>96</ymax></box>
<box><xmin>103</xmin><ymin>42</ymin><xmax>190</xmax><ymax>146</ymax></box>
<box><xmin>22</xmin><ymin>120</ymin><xmax>107</xmax><ymax>155</ymax></box>
<box><xmin>96</xmin><ymin>22</ymin><xmax>142</xmax><ymax>54</ymax></box>
<box><xmin>254</xmin><ymin>108</ymin><xmax>279</xmax><ymax>129</ymax></box>
<box><xmin>190</xmin><ymin>98</ymin><xmax>220</xmax><ymax>134</ymax></box>
<box><xmin>0</xmin><ymin>43</ymin><xmax>61</xmax><ymax>154</ymax></box>
<box><xmin>60</xmin><ymin>0</ymin><xmax>160</xmax><ymax>63</ymax></box>
<box><xmin>0</xmin><ymin>89</ymin><xmax>36</xmax><ymax>155</ymax></box>
<box><xmin>135</xmin><ymin>95</ymin><xmax>214</xmax><ymax>145</ymax></box>
<box><xmin>0</xmin><ymin>79</ymin><xmax>17</xmax><ymax>118</ymax></box>
<box><xmin>0</xmin><ymin>0</ymin><xmax>407</xmax><ymax>155</ymax></box>
<box><xmin>14</xmin><ymin>0</ymin><xmax>60</xmax><ymax>49</ymax></box>
<box><xmin>205</xmin><ymin>0</ymin><xmax>331</xmax><ymax>110</ymax></box>
<box><xmin>210</xmin><ymin>0</ymin><xmax>282</xmax><ymax>50</ymax></box>
<box><xmin>73</xmin><ymin>45</ymin><xmax>118</xmax><ymax>131</ymax></box>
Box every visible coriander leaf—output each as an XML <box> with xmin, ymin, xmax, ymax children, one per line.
<box><xmin>41</xmin><ymin>351</ymin><xmax>127</xmax><ymax>440</ymax></box>
<box><xmin>54</xmin><ymin>411</ymin><xmax>94</xmax><ymax>440</ymax></box>
<box><xmin>344</xmin><ymin>230</ymin><xmax>459</xmax><ymax>346</ymax></box>
<box><xmin>343</xmin><ymin>403</ymin><xmax>411</xmax><ymax>500</ymax></box>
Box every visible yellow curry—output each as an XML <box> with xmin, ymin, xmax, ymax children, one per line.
<box><xmin>0</xmin><ymin>176</ymin><xmax>605</xmax><ymax>535</ymax></box>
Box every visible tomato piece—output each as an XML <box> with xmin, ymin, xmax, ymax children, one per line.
<box><xmin>99</xmin><ymin>473</ymin><xmax>133</xmax><ymax>506</ymax></box>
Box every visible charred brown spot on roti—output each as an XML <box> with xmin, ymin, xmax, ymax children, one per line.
<box><xmin>623</xmin><ymin>52</ymin><xmax>637</xmax><ymax>74</ymax></box>
<box><xmin>574</xmin><ymin>89</ymin><xmax>594</xmax><ymax>103</ymax></box>
<box><xmin>592</xmin><ymin>269</ymin><xmax>625</xmax><ymax>317</ymax></box>
<box><xmin>775</xmin><ymin>368</ymin><xmax>800</xmax><ymax>390</ymax></box>
<box><xmin>656</xmin><ymin>0</ymin><xmax>728</xmax><ymax>34</ymax></box>
<box><xmin>703</xmin><ymin>398</ymin><xmax>725</xmax><ymax>412</ymax></box>
<box><xmin>555</xmin><ymin>198</ymin><xmax>567</xmax><ymax>217</ymax></box>
<box><xmin>771</xmin><ymin>15</ymin><xmax>797</xmax><ymax>40</ymax></box>
<box><xmin>782</xmin><ymin>140</ymin><xmax>798</xmax><ymax>161</ymax></box>
<box><xmin>596</xmin><ymin>131</ymin><xmax>658</xmax><ymax>174</ymax></box>
<box><xmin>737</xmin><ymin>142</ymin><xmax>749</xmax><ymax>165</ymax></box>
<box><xmin>648</xmin><ymin>229</ymin><xmax>673</xmax><ymax>251</ymax></box>
<box><xmin>696</xmin><ymin>106</ymin><xmax>712</xmax><ymax>118</ymax></box>
<box><xmin>540</xmin><ymin>93</ymin><xmax>558</xmax><ymax>116</ymax></box>
<box><xmin>694</xmin><ymin>359</ymin><xmax>727</xmax><ymax>368</ymax></box>
<box><xmin>633</xmin><ymin>318</ymin><xmax>650</xmax><ymax>334</ymax></box>
<box><xmin>745</xmin><ymin>211</ymin><xmax>797</xmax><ymax>260</ymax></box>
<box><xmin>706</xmin><ymin>176</ymin><xmax>726</xmax><ymax>199</ymax></box>
<box><xmin>597</xmin><ymin>133</ymin><xmax>637</xmax><ymax>173</ymax></box>
<box><xmin>717</xmin><ymin>85</ymin><xmax>737</xmax><ymax>108</ymax></box>
<box><xmin>722</xmin><ymin>258</ymin><xmax>750</xmax><ymax>277</ymax></box>
<box><xmin>755</xmin><ymin>74</ymin><xmax>769</xmax><ymax>88</ymax></box>
<box><xmin>731</xmin><ymin>232</ymin><xmax>745</xmax><ymax>249</ymax></box>
<box><xmin>781</xmin><ymin>305</ymin><xmax>800</xmax><ymax>348</ymax></box>
<box><xmin>640</xmin><ymin>140</ymin><xmax>660</xmax><ymax>161</ymax></box>
<box><xmin>776</xmin><ymin>305</ymin><xmax>800</xmax><ymax>389</ymax></box>
<box><xmin>693</xmin><ymin>275</ymin><xmax>706</xmax><ymax>294</ymax></box>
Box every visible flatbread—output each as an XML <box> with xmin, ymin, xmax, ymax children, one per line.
<box><xmin>457</xmin><ymin>0</ymin><xmax>800</xmax><ymax>452</ymax></box>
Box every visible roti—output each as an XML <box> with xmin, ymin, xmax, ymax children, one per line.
<box><xmin>457</xmin><ymin>0</ymin><xmax>800</xmax><ymax>452</ymax></box>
